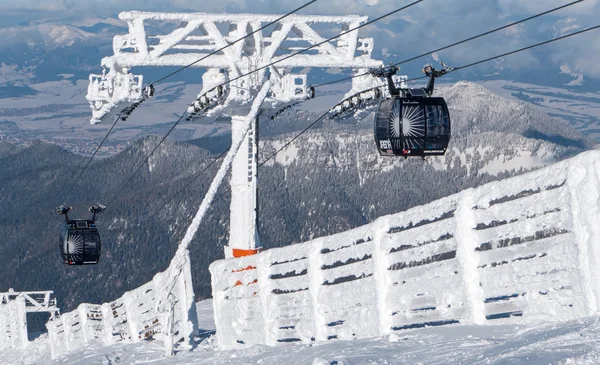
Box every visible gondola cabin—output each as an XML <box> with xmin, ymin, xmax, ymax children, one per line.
<box><xmin>374</xmin><ymin>96</ymin><xmax>450</xmax><ymax>157</ymax></box>
<box><xmin>60</xmin><ymin>220</ymin><xmax>101</xmax><ymax>265</ymax></box>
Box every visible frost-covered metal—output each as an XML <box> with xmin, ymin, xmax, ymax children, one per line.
<box><xmin>0</xmin><ymin>296</ymin><xmax>27</xmax><ymax>350</ymax></box>
<box><xmin>46</xmin><ymin>249</ymin><xmax>197</xmax><ymax>359</ymax></box>
<box><xmin>86</xmin><ymin>11</ymin><xmax>382</xmax><ymax>124</ymax></box>
<box><xmin>0</xmin><ymin>289</ymin><xmax>57</xmax><ymax>350</ymax></box>
<box><xmin>210</xmin><ymin>150</ymin><xmax>600</xmax><ymax>348</ymax></box>
<box><xmin>86</xmin><ymin>10</ymin><xmax>383</xmax><ymax>258</ymax></box>
<box><xmin>45</xmin><ymin>82</ymin><xmax>272</xmax><ymax>360</ymax></box>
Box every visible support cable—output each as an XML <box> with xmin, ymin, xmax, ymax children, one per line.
<box><xmin>51</xmin><ymin>2</ymin><xmax>319</xmax><ymax>212</ymax></box>
<box><xmin>266</xmin><ymin>24</ymin><xmax>600</xmax><ymax>165</ymax></box>
<box><xmin>53</xmin><ymin>113</ymin><xmax>121</xmax><ymax>207</ymax></box>
<box><xmin>312</xmin><ymin>0</ymin><xmax>587</xmax><ymax>88</ymax></box>
<box><xmin>148</xmin><ymin>0</ymin><xmax>318</xmax><ymax>86</ymax></box>
<box><xmin>101</xmin><ymin>1</ymin><xmax>423</xmax><ymax>211</ymax></box>
<box><xmin>143</xmin><ymin>22</ymin><xmax>600</xmax><ymax>223</ymax></box>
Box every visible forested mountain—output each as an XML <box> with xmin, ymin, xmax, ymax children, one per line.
<box><xmin>0</xmin><ymin>82</ymin><xmax>591</xmax><ymax>331</ymax></box>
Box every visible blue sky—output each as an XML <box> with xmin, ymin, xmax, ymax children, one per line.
<box><xmin>0</xmin><ymin>0</ymin><xmax>599</xmax><ymax>85</ymax></box>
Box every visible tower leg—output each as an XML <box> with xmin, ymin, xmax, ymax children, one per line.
<box><xmin>226</xmin><ymin>114</ymin><xmax>261</xmax><ymax>258</ymax></box>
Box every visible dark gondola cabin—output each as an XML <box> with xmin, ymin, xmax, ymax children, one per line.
<box><xmin>374</xmin><ymin>97</ymin><xmax>450</xmax><ymax>157</ymax></box>
<box><xmin>370</xmin><ymin>64</ymin><xmax>452</xmax><ymax>158</ymax></box>
<box><xmin>60</xmin><ymin>220</ymin><xmax>101</xmax><ymax>265</ymax></box>
<box><xmin>57</xmin><ymin>205</ymin><xmax>104</xmax><ymax>265</ymax></box>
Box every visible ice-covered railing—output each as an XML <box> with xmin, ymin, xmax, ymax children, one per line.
<box><xmin>0</xmin><ymin>290</ymin><xmax>58</xmax><ymax>350</ymax></box>
<box><xmin>46</xmin><ymin>249</ymin><xmax>197</xmax><ymax>359</ymax></box>
<box><xmin>210</xmin><ymin>150</ymin><xmax>600</xmax><ymax>348</ymax></box>
<box><xmin>0</xmin><ymin>296</ymin><xmax>27</xmax><ymax>350</ymax></box>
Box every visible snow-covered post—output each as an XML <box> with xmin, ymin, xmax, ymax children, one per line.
<box><xmin>568</xmin><ymin>153</ymin><xmax>600</xmax><ymax>314</ymax></box>
<box><xmin>7</xmin><ymin>296</ymin><xmax>28</xmax><ymax>349</ymax></box>
<box><xmin>372</xmin><ymin>217</ymin><xmax>392</xmax><ymax>337</ymax></box>
<box><xmin>123</xmin><ymin>292</ymin><xmax>140</xmax><ymax>343</ymax></box>
<box><xmin>0</xmin><ymin>303</ymin><xmax>6</xmax><ymax>350</ymax></box>
<box><xmin>78</xmin><ymin>304</ymin><xmax>91</xmax><ymax>343</ymax></box>
<box><xmin>46</xmin><ymin>317</ymin><xmax>64</xmax><ymax>359</ymax></box>
<box><xmin>255</xmin><ymin>250</ymin><xmax>272</xmax><ymax>345</ymax></box>
<box><xmin>101</xmin><ymin>303</ymin><xmax>115</xmax><ymax>345</ymax></box>
<box><xmin>454</xmin><ymin>189</ymin><xmax>486</xmax><ymax>325</ymax></box>
<box><xmin>46</xmin><ymin>319</ymin><xmax>58</xmax><ymax>359</ymax></box>
<box><xmin>61</xmin><ymin>314</ymin><xmax>72</xmax><ymax>352</ymax></box>
<box><xmin>175</xmin><ymin>253</ymin><xmax>198</xmax><ymax>350</ymax></box>
<box><xmin>6</xmin><ymin>300</ymin><xmax>14</xmax><ymax>348</ymax></box>
<box><xmin>307</xmin><ymin>238</ymin><xmax>327</xmax><ymax>341</ymax></box>
<box><xmin>16</xmin><ymin>296</ymin><xmax>28</xmax><ymax>349</ymax></box>
<box><xmin>162</xmin><ymin>295</ymin><xmax>175</xmax><ymax>356</ymax></box>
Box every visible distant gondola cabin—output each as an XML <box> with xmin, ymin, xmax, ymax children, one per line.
<box><xmin>60</xmin><ymin>220</ymin><xmax>101</xmax><ymax>265</ymax></box>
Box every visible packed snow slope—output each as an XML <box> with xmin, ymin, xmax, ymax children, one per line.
<box><xmin>6</xmin><ymin>300</ymin><xmax>600</xmax><ymax>364</ymax></box>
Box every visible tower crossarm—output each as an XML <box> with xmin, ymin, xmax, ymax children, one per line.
<box><xmin>0</xmin><ymin>289</ymin><xmax>58</xmax><ymax>315</ymax></box>
<box><xmin>87</xmin><ymin>11</ymin><xmax>383</xmax><ymax>124</ymax></box>
<box><xmin>105</xmin><ymin>12</ymin><xmax>381</xmax><ymax>70</ymax></box>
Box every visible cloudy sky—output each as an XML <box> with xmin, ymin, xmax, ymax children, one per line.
<box><xmin>0</xmin><ymin>0</ymin><xmax>599</xmax><ymax>85</ymax></box>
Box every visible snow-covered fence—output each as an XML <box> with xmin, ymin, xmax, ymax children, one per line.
<box><xmin>47</xmin><ymin>248</ymin><xmax>198</xmax><ymax>359</ymax></box>
<box><xmin>0</xmin><ymin>296</ymin><xmax>28</xmax><ymax>350</ymax></box>
<box><xmin>0</xmin><ymin>290</ymin><xmax>57</xmax><ymax>351</ymax></box>
<box><xmin>210</xmin><ymin>150</ymin><xmax>600</xmax><ymax>348</ymax></box>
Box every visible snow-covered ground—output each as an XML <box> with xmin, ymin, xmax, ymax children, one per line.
<box><xmin>0</xmin><ymin>80</ymin><xmax>230</xmax><ymax>144</ymax></box>
<box><xmin>4</xmin><ymin>299</ymin><xmax>600</xmax><ymax>365</ymax></box>
<box><xmin>480</xmin><ymin>80</ymin><xmax>600</xmax><ymax>142</ymax></box>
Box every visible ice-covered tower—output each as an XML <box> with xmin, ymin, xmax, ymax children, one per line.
<box><xmin>86</xmin><ymin>11</ymin><xmax>382</xmax><ymax>258</ymax></box>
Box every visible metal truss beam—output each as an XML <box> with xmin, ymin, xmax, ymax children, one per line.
<box><xmin>0</xmin><ymin>289</ymin><xmax>59</xmax><ymax>315</ymax></box>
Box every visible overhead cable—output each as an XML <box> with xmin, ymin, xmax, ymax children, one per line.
<box><xmin>312</xmin><ymin>0</ymin><xmax>587</xmax><ymax>88</ymax></box>
<box><xmin>102</xmin><ymin>0</ymin><xmax>424</xmax><ymax>210</ymax></box>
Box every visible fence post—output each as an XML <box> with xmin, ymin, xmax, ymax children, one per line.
<box><xmin>46</xmin><ymin>319</ymin><xmax>56</xmax><ymax>359</ymax></box>
<box><xmin>0</xmin><ymin>304</ymin><xmax>5</xmax><ymax>350</ymax></box>
<box><xmin>8</xmin><ymin>296</ymin><xmax>29</xmax><ymax>349</ymax></box>
<box><xmin>176</xmin><ymin>250</ymin><xmax>198</xmax><ymax>350</ymax></box>
<box><xmin>454</xmin><ymin>189</ymin><xmax>485</xmax><ymax>325</ymax></box>
<box><xmin>307</xmin><ymin>238</ymin><xmax>326</xmax><ymax>341</ymax></box>
<box><xmin>255</xmin><ymin>250</ymin><xmax>272</xmax><ymax>345</ymax></box>
<box><xmin>78</xmin><ymin>304</ymin><xmax>90</xmax><ymax>344</ymax></box>
<box><xmin>163</xmin><ymin>295</ymin><xmax>175</xmax><ymax>356</ymax></box>
<box><xmin>123</xmin><ymin>292</ymin><xmax>139</xmax><ymax>343</ymax></box>
<box><xmin>17</xmin><ymin>296</ymin><xmax>28</xmax><ymax>349</ymax></box>
<box><xmin>61</xmin><ymin>314</ymin><xmax>72</xmax><ymax>352</ymax></box>
<box><xmin>0</xmin><ymin>304</ymin><xmax>7</xmax><ymax>350</ymax></box>
<box><xmin>7</xmin><ymin>301</ymin><xmax>15</xmax><ymax>348</ymax></box>
<box><xmin>101</xmin><ymin>303</ymin><xmax>114</xmax><ymax>345</ymax></box>
<box><xmin>372</xmin><ymin>218</ymin><xmax>391</xmax><ymax>337</ymax></box>
<box><xmin>568</xmin><ymin>153</ymin><xmax>600</xmax><ymax>315</ymax></box>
